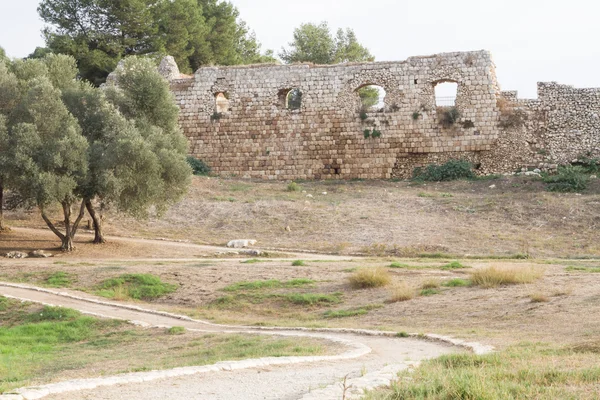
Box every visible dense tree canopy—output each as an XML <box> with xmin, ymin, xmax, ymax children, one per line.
<box><xmin>38</xmin><ymin>0</ymin><xmax>275</xmax><ymax>86</ymax></box>
<box><xmin>279</xmin><ymin>22</ymin><xmax>374</xmax><ymax>65</ymax></box>
<box><xmin>0</xmin><ymin>54</ymin><xmax>191</xmax><ymax>249</ymax></box>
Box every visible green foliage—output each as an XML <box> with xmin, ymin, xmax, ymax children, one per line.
<box><xmin>223</xmin><ymin>278</ymin><xmax>314</xmax><ymax>291</ymax></box>
<box><xmin>46</xmin><ymin>272</ymin><xmax>72</xmax><ymax>288</ymax></box>
<box><xmin>287</xmin><ymin>182</ymin><xmax>300</xmax><ymax>192</ymax></box>
<box><xmin>442</xmin><ymin>278</ymin><xmax>472</xmax><ymax>287</ymax></box>
<box><xmin>210</xmin><ymin>111</ymin><xmax>223</xmax><ymax>121</ymax></box>
<box><xmin>412</xmin><ymin>159</ymin><xmax>475</xmax><ymax>182</ymax></box>
<box><xmin>438</xmin><ymin>106</ymin><xmax>460</xmax><ymax>127</ymax></box>
<box><xmin>167</xmin><ymin>326</ymin><xmax>186</xmax><ymax>335</ymax></box>
<box><xmin>38</xmin><ymin>0</ymin><xmax>274</xmax><ymax>85</ymax></box>
<box><xmin>280</xmin><ymin>22</ymin><xmax>374</xmax><ymax>65</ymax></box>
<box><xmin>543</xmin><ymin>166</ymin><xmax>589</xmax><ymax>193</ymax></box>
<box><xmin>364</xmin><ymin>344</ymin><xmax>600</xmax><ymax>400</ymax></box>
<box><xmin>291</xmin><ymin>260</ymin><xmax>306</xmax><ymax>266</ymax></box>
<box><xmin>360</xmin><ymin>111</ymin><xmax>368</xmax><ymax>121</ymax></box>
<box><xmin>372</xmin><ymin>129</ymin><xmax>382</xmax><ymax>138</ymax></box>
<box><xmin>363</xmin><ymin>129</ymin><xmax>371</xmax><ymax>138</ymax></box>
<box><xmin>284</xmin><ymin>293</ymin><xmax>342</xmax><ymax>306</ymax></box>
<box><xmin>358</xmin><ymin>86</ymin><xmax>380</xmax><ymax>110</ymax></box>
<box><xmin>96</xmin><ymin>274</ymin><xmax>177</xmax><ymax>300</ymax></box>
<box><xmin>420</xmin><ymin>288</ymin><xmax>441</xmax><ymax>296</ymax></box>
<box><xmin>440</xmin><ymin>261</ymin><xmax>468</xmax><ymax>270</ymax></box>
<box><xmin>412</xmin><ymin>111</ymin><xmax>421</xmax><ymax>120</ymax></box>
<box><xmin>187</xmin><ymin>156</ymin><xmax>211</xmax><ymax>176</ymax></box>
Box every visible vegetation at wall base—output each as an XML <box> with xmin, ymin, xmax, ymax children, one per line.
<box><xmin>543</xmin><ymin>165</ymin><xmax>589</xmax><ymax>192</ymax></box>
<box><xmin>412</xmin><ymin>160</ymin><xmax>475</xmax><ymax>182</ymax></box>
<box><xmin>187</xmin><ymin>157</ymin><xmax>211</xmax><ymax>176</ymax></box>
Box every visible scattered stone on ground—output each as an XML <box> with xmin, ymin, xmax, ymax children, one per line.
<box><xmin>227</xmin><ymin>239</ymin><xmax>257</xmax><ymax>248</ymax></box>
<box><xmin>5</xmin><ymin>251</ymin><xmax>28</xmax><ymax>259</ymax></box>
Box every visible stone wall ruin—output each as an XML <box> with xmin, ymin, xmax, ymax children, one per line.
<box><xmin>161</xmin><ymin>50</ymin><xmax>600</xmax><ymax>179</ymax></box>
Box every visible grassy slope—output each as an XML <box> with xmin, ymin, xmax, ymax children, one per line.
<box><xmin>0</xmin><ymin>297</ymin><xmax>328</xmax><ymax>393</ymax></box>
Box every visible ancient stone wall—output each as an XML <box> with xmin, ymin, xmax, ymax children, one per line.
<box><xmin>163</xmin><ymin>51</ymin><xmax>600</xmax><ymax>179</ymax></box>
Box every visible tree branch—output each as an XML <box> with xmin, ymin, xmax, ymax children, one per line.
<box><xmin>40</xmin><ymin>206</ymin><xmax>65</xmax><ymax>241</ymax></box>
<box><xmin>70</xmin><ymin>199</ymin><xmax>86</xmax><ymax>239</ymax></box>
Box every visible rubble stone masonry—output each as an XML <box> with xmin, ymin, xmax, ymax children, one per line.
<box><xmin>160</xmin><ymin>51</ymin><xmax>600</xmax><ymax>179</ymax></box>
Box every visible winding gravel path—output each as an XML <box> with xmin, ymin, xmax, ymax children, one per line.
<box><xmin>0</xmin><ymin>282</ymin><xmax>491</xmax><ymax>400</ymax></box>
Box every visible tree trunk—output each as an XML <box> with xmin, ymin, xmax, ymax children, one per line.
<box><xmin>0</xmin><ymin>180</ymin><xmax>5</xmax><ymax>232</ymax></box>
<box><xmin>85</xmin><ymin>199</ymin><xmax>106</xmax><ymax>244</ymax></box>
<box><xmin>40</xmin><ymin>199</ymin><xmax>86</xmax><ymax>252</ymax></box>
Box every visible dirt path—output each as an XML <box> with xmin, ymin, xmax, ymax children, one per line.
<box><xmin>0</xmin><ymin>283</ymin><xmax>485</xmax><ymax>400</ymax></box>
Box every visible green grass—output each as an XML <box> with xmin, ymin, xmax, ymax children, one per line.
<box><xmin>95</xmin><ymin>274</ymin><xmax>177</xmax><ymax>301</ymax></box>
<box><xmin>240</xmin><ymin>259</ymin><xmax>271</xmax><ymax>264</ymax></box>
<box><xmin>211</xmin><ymin>292</ymin><xmax>343</xmax><ymax>308</ymax></box>
<box><xmin>363</xmin><ymin>343</ymin><xmax>600</xmax><ymax>400</ymax></box>
<box><xmin>442</xmin><ymin>278</ymin><xmax>472</xmax><ymax>287</ymax></box>
<box><xmin>388</xmin><ymin>261</ymin><xmax>468</xmax><ymax>270</ymax></box>
<box><xmin>223</xmin><ymin>278</ymin><xmax>314</xmax><ymax>292</ymax></box>
<box><xmin>291</xmin><ymin>260</ymin><xmax>306</xmax><ymax>266</ymax></box>
<box><xmin>566</xmin><ymin>266</ymin><xmax>600</xmax><ymax>273</ymax></box>
<box><xmin>0</xmin><ymin>297</ymin><xmax>327</xmax><ymax>393</ymax></box>
<box><xmin>440</xmin><ymin>261</ymin><xmax>469</xmax><ymax>270</ymax></box>
<box><xmin>420</xmin><ymin>288</ymin><xmax>441</xmax><ymax>296</ymax></box>
<box><xmin>322</xmin><ymin>304</ymin><xmax>382</xmax><ymax>319</ymax></box>
<box><xmin>45</xmin><ymin>272</ymin><xmax>73</xmax><ymax>288</ymax></box>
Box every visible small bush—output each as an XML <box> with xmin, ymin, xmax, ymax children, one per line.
<box><xmin>210</xmin><ymin>111</ymin><xmax>223</xmax><ymax>121</ymax></box>
<box><xmin>420</xmin><ymin>288</ymin><xmax>441</xmax><ymax>296</ymax></box>
<box><xmin>97</xmin><ymin>274</ymin><xmax>177</xmax><ymax>300</ymax></box>
<box><xmin>284</xmin><ymin>293</ymin><xmax>342</xmax><ymax>306</ymax></box>
<box><xmin>287</xmin><ymin>182</ymin><xmax>300</xmax><ymax>192</ymax></box>
<box><xmin>291</xmin><ymin>260</ymin><xmax>306</xmax><ymax>266</ymax></box>
<box><xmin>412</xmin><ymin>159</ymin><xmax>475</xmax><ymax>182</ymax></box>
<box><xmin>470</xmin><ymin>266</ymin><xmax>544</xmax><ymax>288</ymax></box>
<box><xmin>543</xmin><ymin>165</ymin><xmax>589</xmax><ymax>192</ymax></box>
<box><xmin>388</xmin><ymin>282</ymin><xmax>415</xmax><ymax>302</ymax></box>
<box><xmin>442</xmin><ymin>278</ymin><xmax>471</xmax><ymax>287</ymax></box>
<box><xmin>363</xmin><ymin>129</ymin><xmax>371</xmax><ymax>138</ymax></box>
<box><xmin>349</xmin><ymin>267</ymin><xmax>392</xmax><ymax>289</ymax></box>
<box><xmin>412</xmin><ymin>111</ymin><xmax>421</xmax><ymax>120</ymax></box>
<box><xmin>438</xmin><ymin>106</ymin><xmax>460</xmax><ymax>127</ymax></box>
<box><xmin>396</xmin><ymin>331</ymin><xmax>410</xmax><ymax>338</ymax></box>
<box><xmin>186</xmin><ymin>156</ymin><xmax>211</xmax><ymax>176</ymax></box>
<box><xmin>168</xmin><ymin>326</ymin><xmax>186</xmax><ymax>335</ymax></box>
<box><xmin>440</xmin><ymin>261</ymin><xmax>468</xmax><ymax>270</ymax></box>
<box><xmin>372</xmin><ymin>129</ymin><xmax>382</xmax><ymax>138</ymax></box>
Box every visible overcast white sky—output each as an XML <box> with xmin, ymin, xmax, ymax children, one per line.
<box><xmin>1</xmin><ymin>0</ymin><xmax>599</xmax><ymax>98</ymax></box>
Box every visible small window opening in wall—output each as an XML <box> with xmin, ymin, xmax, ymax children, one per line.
<box><xmin>414</xmin><ymin>79</ymin><xmax>418</xmax><ymax>84</ymax></box>
<box><xmin>434</xmin><ymin>81</ymin><xmax>458</xmax><ymax>107</ymax></box>
<box><xmin>279</xmin><ymin>88</ymin><xmax>302</xmax><ymax>110</ymax></box>
<box><xmin>357</xmin><ymin>85</ymin><xmax>386</xmax><ymax>112</ymax></box>
<box><xmin>215</xmin><ymin>92</ymin><xmax>229</xmax><ymax>114</ymax></box>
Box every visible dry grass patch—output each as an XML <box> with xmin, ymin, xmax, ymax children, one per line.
<box><xmin>529</xmin><ymin>292</ymin><xmax>550</xmax><ymax>303</ymax></box>
<box><xmin>420</xmin><ymin>279</ymin><xmax>441</xmax><ymax>289</ymax></box>
<box><xmin>470</xmin><ymin>266</ymin><xmax>544</xmax><ymax>288</ymax></box>
<box><xmin>388</xmin><ymin>282</ymin><xmax>415</xmax><ymax>302</ymax></box>
<box><xmin>348</xmin><ymin>267</ymin><xmax>391</xmax><ymax>289</ymax></box>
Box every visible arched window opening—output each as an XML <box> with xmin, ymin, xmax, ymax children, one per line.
<box><xmin>434</xmin><ymin>81</ymin><xmax>458</xmax><ymax>107</ymax></box>
<box><xmin>357</xmin><ymin>85</ymin><xmax>386</xmax><ymax>112</ymax></box>
<box><xmin>286</xmin><ymin>88</ymin><xmax>302</xmax><ymax>110</ymax></box>
<box><xmin>215</xmin><ymin>92</ymin><xmax>230</xmax><ymax>113</ymax></box>
<box><xmin>278</xmin><ymin>88</ymin><xmax>303</xmax><ymax>110</ymax></box>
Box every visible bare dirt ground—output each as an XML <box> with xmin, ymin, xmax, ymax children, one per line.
<box><xmin>6</xmin><ymin>175</ymin><xmax>600</xmax><ymax>258</ymax></box>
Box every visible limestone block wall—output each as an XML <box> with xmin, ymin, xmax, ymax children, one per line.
<box><xmin>163</xmin><ymin>51</ymin><xmax>600</xmax><ymax>180</ymax></box>
<box><xmin>171</xmin><ymin>50</ymin><xmax>501</xmax><ymax>179</ymax></box>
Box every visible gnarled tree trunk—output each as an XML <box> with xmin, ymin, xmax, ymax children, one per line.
<box><xmin>41</xmin><ymin>200</ymin><xmax>86</xmax><ymax>252</ymax></box>
<box><xmin>85</xmin><ymin>199</ymin><xmax>105</xmax><ymax>244</ymax></box>
<box><xmin>0</xmin><ymin>180</ymin><xmax>5</xmax><ymax>232</ymax></box>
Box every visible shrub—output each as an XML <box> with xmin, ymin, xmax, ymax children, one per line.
<box><xmin>287</xmin><ymin>181</ymin><xmax>301</xmax><ymax>192</ymax></box>
<box><xmin>186</xmin><ymin>156</ymin><xmax>211</xmax><ymax>176</ymax></box>
<box><xmin>442</xmin><ymin>278</ymin><xmax>471</xmax><ymax>287</ymax></box>
<box><xmin>363</xmin><ymin>129</ymin><xmax>371</xmax><ymax>138</ymax></box>
<box><xmin>440</xmin><ymin>261</ymin><xmax>468</xmax><ymax>270</ymax></box>
<box><xmin>438</xmin><ymin>106</ymin><xmax>460</xmax><ymax>127</ymax></box>
<box><xmin>349</xmin><ymin>267</ymin><xmax>392</xmax><ymax>289</ymax></box>
<box><xmin>168</xmin><ymin>326</ymin><xmax>186</xmax><ymax>335</ymax></box>
<box><xmin>470</xmin><ymin>266</ymin><xmax>544</xmax><ymax>288</ymax></box>
<box><xmin>529</xmin><ymin>293</ymin><xmax>550</xmax><ymax>303</ymax></box>
<box><xmin>291</xmin><ymin>260</ymin><xmax>306</xmax><ymax>266</ymax></box>
<box><xmin>412</xmin><ymin>111</ymin><xmax>421</xmax><ymax>120</ymax></box>
<box><xmin>412</xmin><ymin>159</ymin><xmax>475</xmax><ymax>182</ymax></box>
<box><xmin>543</xmin><ymin>165</ymin><xmax>589</xmax><ymax>192</ymax></box>
<box><xmin>420</xmin><ymin>288</ymin><xmax>441</xmax><ymax>296</ymax></box>
<box><xmin>372</xmin><ymin>129</ymin><xmax>382</xmax><ymax>138</ymax></box>
<box><xmin>388</xmin><ymin>282</ymin><xmax>415</xmax><ymax>302</ymax></box>
<box><xmin>96</xmin><ymin>274</ymin><xmax>177</xmax><ymax>300</ymax></box>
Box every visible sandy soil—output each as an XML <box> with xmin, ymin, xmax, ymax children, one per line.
<box><xmin>5</xmin><ymin>176</ymin><xmax>600</xmax><ymax>258</ymax></box>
